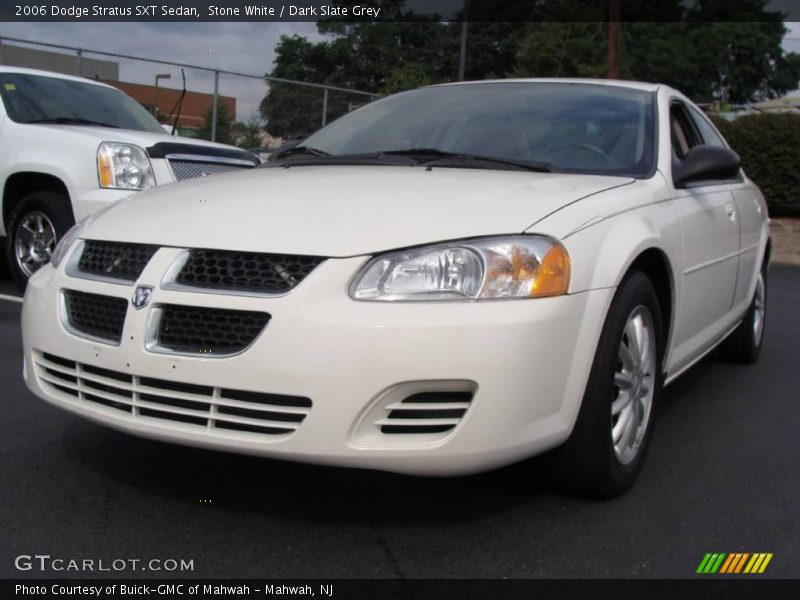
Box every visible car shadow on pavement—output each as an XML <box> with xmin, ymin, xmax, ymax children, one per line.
<box><xmin>59</xmin><ymin>422</ymin><xmax>562</xmax><ymax>527</ymax></box>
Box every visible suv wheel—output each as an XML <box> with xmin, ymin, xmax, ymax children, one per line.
<box><xmin>6</xmin><ymin>192</ymin><xmax>73</xmax><ymax>290</ymax></box>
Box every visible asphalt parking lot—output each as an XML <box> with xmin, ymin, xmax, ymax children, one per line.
<box><xmin>1</xmin><ymin>262</ymin><xmax>798</xmax><ymax>579</ymax></box>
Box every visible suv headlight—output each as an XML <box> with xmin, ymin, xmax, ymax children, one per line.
<box><xmin>97</xmin><ymin>142</ymin><xmax>155</xmax><ymax>190</ymax></box>
<box><xmin>50</xmin><ymin>219</ymin><xmax>87</xmax><ymax>269</ymax></box>
<box><xmin>350</xmin><ymin>236</ymin><xmax>570</xmax><ymax>301</ymax></box>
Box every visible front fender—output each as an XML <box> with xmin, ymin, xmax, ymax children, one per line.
<box><xmin>560</xmin><ymin>203</ymin><xmax>681</xmax><ymax>294</ymax></box>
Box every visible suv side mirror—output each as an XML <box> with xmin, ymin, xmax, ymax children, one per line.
<box><xmin>673</xmin><ymin>145</ymin><xmax>741</xmax><ymax>188</ymax></box>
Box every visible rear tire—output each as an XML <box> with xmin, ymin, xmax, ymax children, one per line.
<box><xmin>719</xmin><ymin>262</ymin><xmax>767</xmax><ymax>364</ymax></box>
<box><xmin>552</xmin><ymin>271</ymin><xmax>664</xmax><ymax>498</ymax></box>
<box><xmin>5</xmin><ymin>192</ymin><xmax>73</xmax><ymax>291</ymax></box>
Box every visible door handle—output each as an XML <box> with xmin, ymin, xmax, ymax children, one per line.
<box><xmin>724</xmin><ymin>202</ymin><xmax>736</xmax><ymax>222</ymax></box>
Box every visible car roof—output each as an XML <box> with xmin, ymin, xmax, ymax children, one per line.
<box><xmin>0</xmin><ymin>65</ymin><xmax>115</xmax><ymax>90</ymax></box>
<box><xmin>435</xmin><ymin>78</ymin><xmax>661</xmax><ymax>93</ymax></box>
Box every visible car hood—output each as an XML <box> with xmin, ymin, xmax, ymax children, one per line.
<box><xmin>84</xmin><ymin>165</ymin><xmax>634</xmax><ymax>257</ymax></box>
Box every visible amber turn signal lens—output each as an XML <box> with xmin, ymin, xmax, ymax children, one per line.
<box><xmin>97</xmin><ymin>151</ymin><xmax>114</xmax><ymax>188</ymax></box>
<box><xmin>531</xmin><ymin>243</ymin><xmax>570</xmax><ymax>297</ymax></box>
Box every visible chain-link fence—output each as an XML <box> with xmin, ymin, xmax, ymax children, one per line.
<box><xmin>0</xmin><ymin>35</ymin><xmax>378</xmax><ymax>148</ymax></box>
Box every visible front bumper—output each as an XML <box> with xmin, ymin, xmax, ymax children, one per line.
<box><xmin>22</xmin><ymin>249</ymin><xmax>614</xmax><ymax>476</ymax></box>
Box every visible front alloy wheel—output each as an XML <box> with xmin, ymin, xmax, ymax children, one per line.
<box><xmin>14</xmin><ymin>211</ymin><xmax>57</xmax><ymax>278</ymax></box>
<box><xmin>612</xmin><ymin>305</ymin><xmax>656</xmax><ymax>466</ymax></box>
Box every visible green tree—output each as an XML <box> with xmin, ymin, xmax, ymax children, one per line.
<box><xmin>196</xmin><ymin>102</ymin><xmax>234</xmax><ymax>145</ymax></box>
<box><xmin>260</xmin><ymin>10</ymin><xmax>456</xmax><ymax>137</ymax></box>
<box><xmin>514</xmin><ymin>17</ymin><xmax>800</xmax><ymax>103</ymax></box>
<box><xmin>513</xmin><ymin>22</ymin><xmax>608</xmax><ymax>79</ymax></box>
<box><xmin>235</xmin><ymin>118</ymin><xmax>264</xmax><ymax>149</ymax></box>
<box><xmin>259</xmin><ymin>0</ymin><xmax>800</xmax><ymax>136</ymax></box>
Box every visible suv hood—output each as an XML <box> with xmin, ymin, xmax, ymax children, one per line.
<box><xmin>28</xmin><ymin>124</ymin><xmax>244</xmax><ymax>155</ymax></box>
<box><xmin>84</xmin><ymin>165</ymin><xmax>633</xmax><ymax>257</ymax></box>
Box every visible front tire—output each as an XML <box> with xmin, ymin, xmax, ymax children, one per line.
<box><xmin>5</xmin><ymin>192</ymin><xmax>73</xmax><ymax>291</ymax></box>
<box><xmin>553</xmin><ymin>271</ymin><xmax>664</xmax><ymax>498</ymax></box>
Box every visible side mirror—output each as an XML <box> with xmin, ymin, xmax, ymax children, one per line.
<box><xmin>673</xmin><ymin>145</ymin><xmax>740</xmax><ymax>188</ymax></box>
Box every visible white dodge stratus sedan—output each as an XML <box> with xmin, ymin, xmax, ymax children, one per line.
<box><xmin>22</xmin><ymin>79</ymin><xmax>769</xmax><ymax>496</ymax></box>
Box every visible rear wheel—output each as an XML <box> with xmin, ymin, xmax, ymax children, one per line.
<box><xmin>719</xmin><ymin>263</ymin><xmax>767</xmax><ymax>364</ymax></box>
<box><xmin>552</xmin><ymin>271</ymin><xmax>664</xmax><ymax>498</ymax></box>
<box><xmin>6</xmin><ymin>192</ymin><xmax>73</xmax><ymax>291</ymax></box>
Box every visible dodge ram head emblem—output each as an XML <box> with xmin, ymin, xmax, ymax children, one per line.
<box><xmin>131</xmin><ymin>286</ymin><xmax>154</xmax><ymax>310</ymax></box>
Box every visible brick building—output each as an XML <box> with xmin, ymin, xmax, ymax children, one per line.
<box><xmin>104</xmin><ymin>80</ymin><xmax>236</xmax><ymax>131</ymax></box>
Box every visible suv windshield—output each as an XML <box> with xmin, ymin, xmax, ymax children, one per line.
<box><xmin>0</xmin><ymin>72</ymin><xmax>165</xmax><ymax>133</ymax></box>
<box><xmin>302</xmin><ymin>82</ymin><xmax>656</xmax><ymax>177</ymax></box>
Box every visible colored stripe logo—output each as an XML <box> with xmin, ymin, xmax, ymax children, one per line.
<box><xmin>697</xmin><ymin>553</ymin><xmax>773</xmax><ymax>574</ymax></box>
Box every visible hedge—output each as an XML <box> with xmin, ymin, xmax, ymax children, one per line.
<box><xmin>711</xmin><ymin>112</ymin><xmax>800</xmax><ymax>218</ymax></box>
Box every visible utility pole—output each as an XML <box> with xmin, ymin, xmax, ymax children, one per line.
<box><xmin>458</xmin><ymin>0</ymin><xmax>469</xmax><ymax>81</ymax></box>
<box><xmin>607</xmin><ymin>0</ymin><xmax>621</xmax><ymax>79</ymax></box>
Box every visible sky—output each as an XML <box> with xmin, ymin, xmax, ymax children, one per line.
<box><xmin>0</xmin><ymin>20</ymin><xmax>798</xmax><ymax>121</ymax></box>
<box><xmin>0</xmin><ymin>22</ymin><xmax>326</xmax><ymax>121</ymax></box>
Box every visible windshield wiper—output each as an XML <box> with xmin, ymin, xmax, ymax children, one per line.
<box><xmin>275</xmin><ymin>145</ymin><xmax>331</xmax><ymax>159</ymax></box>
<box><xmin>379</xmin><ymin>148</ymin><xmax>552</xmax><ymax>173</ymax></box>
<box><xmin>26</xmin><ymin>117</ymin><xmax>119</xmax><ymax>128</ymax></box>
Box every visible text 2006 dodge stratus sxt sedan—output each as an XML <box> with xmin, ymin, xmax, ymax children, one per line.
<box><xmin>22</xmin><ymin>80</ymin><xmax>769</xmax><ymax>496</ymax></box>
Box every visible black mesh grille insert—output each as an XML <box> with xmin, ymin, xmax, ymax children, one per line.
<box><xmin>78</xmin><ymin>240</ymin><xmax>158</xmax><ymax>282</ymax></box>
<box><xmin>63</xmin><ymin>290</ymin><xmax>127</xmax><ymax>343</ymax></box>
<box><xmin>175</xmin><ymin>249</ymin><xmax>324</xmax><ymax>294</ymax></box>
<box><xmin>156</xmin><ymin>305</ymin><xmax>270</xmax><ymax>354</ymax></box>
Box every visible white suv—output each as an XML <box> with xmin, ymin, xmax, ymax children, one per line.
<box><xmin>0</xmin><ymin>66</ymin><xmax>258</xmax><ymax>287</ymax></box>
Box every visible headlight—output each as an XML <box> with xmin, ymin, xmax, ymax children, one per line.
<box><xmin>50</xmin><ymin>220</ymin><xmax>87</xmax><ymax>269</ymax></box>
<box><xmin>97</xmin><ymin>142</ymin><xmax>155</xmax><ymax>190</ymax></box>
<box><xmin>350</xmin><ymin>236</ymin><xmax>570</xmax><ymax>301</ymax></box>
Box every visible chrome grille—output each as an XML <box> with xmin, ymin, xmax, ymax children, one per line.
<box><xmin>175</xmin><ymin>249</ymin><xmax>324</xmax><ymax>294</ymax></box>
<box><xmin>77</xmin><ymin>240</ymin><xmax>158</xmax><ymax>282</ymax></box>
<box><xmin>62</xmin><ymin>290</ymin><xmax>127</xmax><ymax>344</ymax></box>
<box><xmin>34</xmin><ymin>351</ymin><xmax>311</xmax><ymax>438</ymax></box>
<box><xmin>378</xmin><ymin>391</ymin><xmax>473</xmax><ymax>435</ymax></box>
<box><xmin>153</xmin><ymin>304</ymin><xmax>270</xmax><ymax>355</ymax></box>
<box><xmin>168</xmin><ymin>160</ymin><xmax>249</xmax><ymax>181</ymax></box>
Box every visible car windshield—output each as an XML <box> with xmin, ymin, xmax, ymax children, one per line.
<box><xmin>0</xmin><ymin>72</ymin><xmax>165</xmax><ymax>133</ymax></box>
<box><xmin>302</xmin><ymin>82</ymin><xmax>656</xmax><ymax>177</ymax></box>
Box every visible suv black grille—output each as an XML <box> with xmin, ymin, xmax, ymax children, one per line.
<box><xmin>156</xmin><ymin>305</ymin><xmax>270</xmax><ymax>355</ymax></box>
<box><xmin>175</xmin><ymin>249</ymin><xmax>324</xmax><ymax>294</ymax></box>
<box><xmin>63</xmin><ymin>290</ymin><xmax>128</xmax><ymax>344</ymax></box>
<box><xmin>78</xmin><ymin>240</ymin><xmax>158</xmax><ymax>282</ymax></box>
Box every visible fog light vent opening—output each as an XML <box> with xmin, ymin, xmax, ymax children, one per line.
<box><xmin>378</xmin><ymin>391</ymin><xmax>473</xmax><ymax>435</ymax></box>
